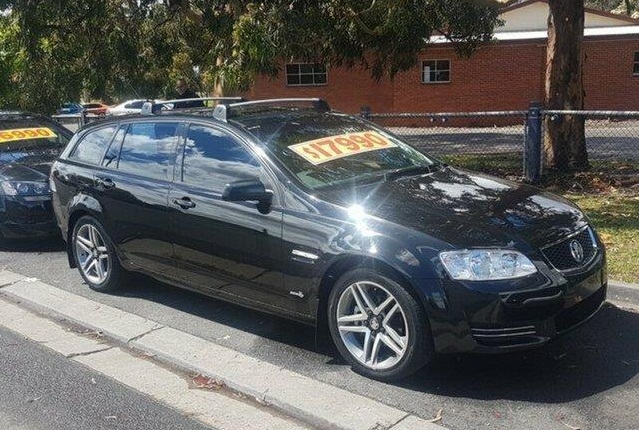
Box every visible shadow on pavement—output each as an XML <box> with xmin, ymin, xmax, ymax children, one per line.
<box><xmin>87</xmin><ymin>270</ymin><xmax>638</xmax><ymax>402</ymax></box>
<box><xmin>114</xmin><ymin>273</ymin><xmax>317</xmax><ymax>353</ymax></box>
<box><xmin>402</xmin><ymin>302</ymin><xmax>639</xmax><ymax>403</ymax></box>
<box><xmin>0</xmin><ymin>236</ymin><xmax>65</xmax><ymax>253</ymax></box>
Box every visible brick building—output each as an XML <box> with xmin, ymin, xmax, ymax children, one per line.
<box><xmin>244</xmin><ymin>0</ymin><xmax>639</xmax><ymax>114</ymax></box>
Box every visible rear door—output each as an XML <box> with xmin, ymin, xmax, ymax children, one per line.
<box><xmin>92</xmin><ymin>120</ymin><xmax>181</xmax><ymax>279</ymax></box>
<box><xmin>168</xmin><ymin>123</ymin><xmax>293</xmax><ymax>312</ymax></box>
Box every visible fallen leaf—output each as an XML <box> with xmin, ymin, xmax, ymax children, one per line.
<box><xmin>191</xmin><ymin>374</ymin><xmax>224</xmax><ymax>390</ymax></box>
<box><xmin>90</xmin><ymin>378</ymin><xmax>96</xmax><ymax>385</ymax></box>
<box><xmin>427</xmin><ymin>408</ymin><xmax>443</xmax><ymax>423</ymax></box>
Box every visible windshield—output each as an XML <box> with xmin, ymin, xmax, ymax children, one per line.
<box><xmin>0</xmin><ymin>118</ymin><xmax>71</xmax><ymax>153</ymax></box>
<box><xmin>240</xmin><ymin>111</ymin><xmax>437</xmax><ymax>190</ymax></box>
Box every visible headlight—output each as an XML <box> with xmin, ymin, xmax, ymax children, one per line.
<box><xmin>0</xmin><ymin>180</ymin><xmax>51</xmax><ymax>199</ymax></box>
<box><xmin>439</xmin><ymin>249</ymin><xmax>537</xmax><ymax>281</ymax></box>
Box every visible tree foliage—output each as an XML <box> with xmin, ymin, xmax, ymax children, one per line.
<box><xmin>0</xmin><ymin>0</ymin><xmax>500</xmax><ymax>113</ymax></box>
<box><xmin>586</xmin><ymin>0</ymin><xmax>639</xmax><ymax>15</ymax></box>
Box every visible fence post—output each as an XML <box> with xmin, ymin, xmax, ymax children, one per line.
<box><xmin>524</xmin><ymin>101</ymin><xmax>542</xmax><ymax>183</ymax></box>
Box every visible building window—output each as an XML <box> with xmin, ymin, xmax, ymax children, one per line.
<box><xmin>422</xmin><ymin>60</ymin><xmax>450</xmax><ymax>84</ymax></box>
<box><xmin>634</xmin><ymin>52</ymin><xmax>639</xmax><ymax>75</ymax></box>
<box><xmin>286</xmin><ymin>63</ymin><xmax>327</xmax><ymax>86</ymax></box>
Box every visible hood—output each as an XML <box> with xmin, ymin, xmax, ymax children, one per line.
<box><xmin>316</xmin><ymin>167</ymin><xmax>586</xmax><ymax>249</ymax></box>
<box><xmin>0</xmin><ymin>148</ymin><xmax>58</xmax><ymax>182</ymax></box>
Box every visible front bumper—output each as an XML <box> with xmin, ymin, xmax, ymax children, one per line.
<box><xmin>427</xmin><ymin>250</ymin><xmax>607</xmax><ymax>354</ymax></box>
<box><xmin>0</xmin><ymin>196</ymin><xmax>59</xmax><ymax>239</ymax></box>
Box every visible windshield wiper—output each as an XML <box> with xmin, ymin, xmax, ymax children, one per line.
<box><xmin>383</xmin><ymin>164</ymin><xmax>435</xmax><ymax>181</ymax></box>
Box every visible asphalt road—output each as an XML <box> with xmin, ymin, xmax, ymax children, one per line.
<box><xmin>1</xmin><ymin>237</ymin><xmax>638</xmax><ymax>430</ymax></box>
<box><xmin>0</xmin><ymin>325</ymin><xmax>215</xmax><ymax>430</ymax></box>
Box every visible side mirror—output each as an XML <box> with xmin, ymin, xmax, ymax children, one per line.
<box><xmin>222</xmin><ymin>179</ymin><xmax>272</xmax><ymax>210</ymax></box>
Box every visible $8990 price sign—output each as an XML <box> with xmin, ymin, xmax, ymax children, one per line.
<box><xmin>0</xmin><ymin>127</ymin><xmax>58</xmax><ymax>144</ymax></box>
<box><xmin>289</xmin><ymin>130</ymin><xmax>397</xmax><ymax>165</ymax></box>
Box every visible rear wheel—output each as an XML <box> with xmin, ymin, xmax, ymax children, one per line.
<box><xmin>327</xmin><ymin>268</ymin><xmax>433</xmax><ymax>381</ymax></box>
<box><xmin>72</xmin><ymin>216</ymin><xmax>124</xmax><ymax>292</ymax></box>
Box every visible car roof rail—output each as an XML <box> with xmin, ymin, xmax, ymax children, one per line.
<box><xmin>140</xmin><ymin>97</ymin><xmax>245</xmax><ymax>116</ymax></box>
<box><xmin>212</xmin><ymin>98</ymin><xmax>331</xmax><ymax>122</ymax></box>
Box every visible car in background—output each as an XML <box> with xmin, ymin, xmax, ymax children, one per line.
<box><xmin>57</xmin><ymin>103</ymin><xmax>84</xmax><ymax>115</ymax></box>
<box><xmin>50</xmin><ymin>98</ymin><xmax>607</xmax><ymax>381</ymax></box>
<box><xmin>0</xmin><ymin>112</ymin><xmax>73</xmax><ymax>239</ymax></box>
<box><xmin>107</xmin><ymin>99</ymin><xmax>163</xmax><ymax>116</ymax></box>
<box><xmin>82</xmin><ymin>102</ymin><xmax>110</xmax><ymax>116</ymax></box>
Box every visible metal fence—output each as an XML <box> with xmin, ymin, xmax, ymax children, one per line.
<box><xmin>366</xmin><ymin>111</ymin><xmax>527</xmax><ymax>157</ymax></box>
<box><xmin>544</xmin><ymin>110</ymin><xmax>639</xmax><ymax>161</ymax></box>
<box><xmin>366</xmin><ymin>107</ymin><xmax>639</xmax><ymax>182</ymax></box>
<box><xmin>51</xmin><ymin>113</ymin><xmax>101</xmax><ymax>132</ymax></box>
<box><xmin>52</xmin><ymin>106</ymin><xmax>639</xmax><ymax>182</ymax></box>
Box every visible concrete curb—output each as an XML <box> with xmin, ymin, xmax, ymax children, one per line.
<box><xmin>609</xmin><ymin>279</ymin><xmax>639</xmax><ymax>290</ymax></box>
<box><xmin>0</xmin><ymin>298</ymin><xmax>312</xmax><ymax>430</ymax></box>
<box><xmin>609</xmin><ymin>280</ymin><xmax>639</xmax><ymax>307</ymax></box>
<box><xmin>0</xmin><ymin>270</ymin><xmax>446</xmax><ymax>430</ymax></box>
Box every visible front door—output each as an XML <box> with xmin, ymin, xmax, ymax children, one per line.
<box><xmin>169</xmin><ymin>123</ymin><xmax>293</xmax><ymax>313</ymax></box>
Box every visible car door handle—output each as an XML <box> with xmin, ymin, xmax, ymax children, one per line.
<box><xmin>172</xmin><ymin>197</ymin><xmax>196</xmax><ymax>209</ymax></box>
<box><xmin>95</xmin><ymin>177</ymin><xmax>115</xmax><ymax>189</ymax></box>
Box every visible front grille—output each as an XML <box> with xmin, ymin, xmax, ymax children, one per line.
<box><xmin>541</xmin><ymin>226</ymin><xmax>597</xmax><ymax>272</ymax></box>
<box><xmin>555</xmin><ymin>285</ymin><xmax>606</xmax><ymax>332</ymax></box>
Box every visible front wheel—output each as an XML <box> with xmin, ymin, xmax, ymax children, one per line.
<box><xmin>327</xmin><ymin>268</ymin><xmax>433</xmax><ymax>381</ymax></box>
<box><xmin>72</xmin><ymin>216</ymin><xmax>124</xmax><ymax>292</ymax></box>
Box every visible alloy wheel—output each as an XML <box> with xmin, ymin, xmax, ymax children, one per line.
<box><xmin>75</xmin><ymin>224</ymin><xmax>110</xmax><ymax>285</ymax></box>
<box><xmin>336</xmin><ymin>281</ymin><xmax>409</xmax><ymax>370</ymax></box>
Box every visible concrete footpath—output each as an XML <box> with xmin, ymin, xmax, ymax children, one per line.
<box><xmin>0</xmin><ymin>270</ymin><xmax>443</xmax><ymax>430</ymax></box>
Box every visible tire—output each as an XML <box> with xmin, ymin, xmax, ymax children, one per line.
<box><xmin>327</xmin><ymin>268</ymin><xmax>433</xmax><ymax>381</ymax></box>
<box><xmin>71</xmin><ymin>216</ymin><xmax>125</xmax><ymax>292</ymax></box>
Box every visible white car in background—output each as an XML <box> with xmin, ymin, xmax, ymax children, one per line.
<box><xmin>106</xmin><ymin>99</ymin><xmax>164</xmax><ymax>116</ymax></box>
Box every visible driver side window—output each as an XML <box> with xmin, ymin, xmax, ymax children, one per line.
<box><xmin>181</xmin><ymin>124</ymin><xmax>263</xmax><ymax>193</ymax></box>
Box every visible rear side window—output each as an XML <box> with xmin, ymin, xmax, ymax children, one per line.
<box><xmin>182</xmin><ymin>125</ymin><xmax>261</xmax><ymax>191</ymax></box>
<box><xmin>117</xmin><ymin>122</ymin><xmax>178</xmax><ymax>181</ymax></box>
<box><xmin>101</xmin><ymin>126</ymin><xmax>127</xmax><ymax>168</ymax></box>
<box><xmin>70</xmin><ymin>125</ymin><xmax>117</xmax><ymax>165</ymax></box>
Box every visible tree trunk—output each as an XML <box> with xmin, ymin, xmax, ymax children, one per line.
<box><xmin>543</xmin><ymin>0</ymin><xmax>588</xmax><ymax>171</ymax></box>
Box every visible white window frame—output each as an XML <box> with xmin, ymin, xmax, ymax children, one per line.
<box><xmin>421</xmin><ymin>59</ymin><xmax>451</xmax><ymax>84</ymax></box>
<box><xmin>285</xmin><ymin>63</ymin><xmax>328</xmax><ymax>86</ymax></box>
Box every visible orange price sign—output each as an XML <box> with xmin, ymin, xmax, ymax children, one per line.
<box><xmin>289</xmin><ymin>130</ymin><xmax>397</xmax><ymax>165</ymax></box>
<box><xmin>0</xmin><ymin>127</ymin><xmax>58</xmax><ymax>144</ymax></box>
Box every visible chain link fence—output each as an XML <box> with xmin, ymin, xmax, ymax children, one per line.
<box><xmin>543</xmin><ymin>111</ymin><xmax>639</xmax><ymax>162</ymax></box>
<box><xmin>51</xmin><ymin>113</ymin><xmax>102</xmax><ymax>133</ymax></box>
<box><xmin>366</xmin><ymin>108</ymin><xmax>639</xmax><ymax>181</ymax></box>
<box><xmin>52</xmin><ymin>106</ymin><xmax>639</xmax><ymax>181</ymax></box>
<box><xmin>366</xmin><ymin>110</ymin><xmax>526</xmax><ymax>161</ymax></box>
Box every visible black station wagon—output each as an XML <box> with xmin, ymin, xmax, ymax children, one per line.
<box><xmin>50</xmin><ymin>99</ymin><xmax>607</xmax><ymax>381</ymax></box>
